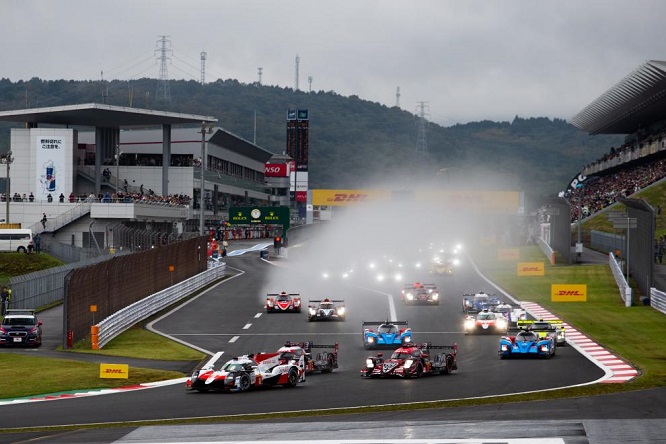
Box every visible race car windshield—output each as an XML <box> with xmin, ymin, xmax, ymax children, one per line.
<box><xmin>390</xmin><ymin>352</ymin><xmax>411</xmax><ymax>360</ymax></box>
<box><xmin>276</xmin><ymin>296</ymin><xmax>291</xmax><ymax>301</ymax></box>
<box><xmin>478</xmin><ymin>313</ymin><xmax>495</xmax><ymax>320</ymax></box>
<box><xmin>474</xmin><ymin>296</ymin><xmax>488</xmax><ymax>302</ymax></box>
<box><xmin>533</xmin><ymin>322</ymin><xmax>552</xmax><ymax>329</ymax></box>
<box><xmin>320</xmin><ymin>303</ymin><xmax>334</xmax><ymax>309</ymax></box>
<box><xmin>221</xmin><ymin>363</ymin><xmax>246</xmax><ymax>372</ymax></box>
<box><xmin>516</xmin><ymin>332</ymin><xmax>538</xmax><ymax>342</ymax></box>
<box><xmin>2</xmin><ymin>317</ymin><xmax>36</xmax><ymax>326</ymax></box>
<box><xmin>378</xmin><ymin>325</ymin><xmax>398</xmax><ymax>334</ymax></box>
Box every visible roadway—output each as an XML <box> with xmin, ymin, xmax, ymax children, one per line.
<box><xmin>0</xmin><ymin>239</ymin><xmax>664</xmax><ymax>443</ymax></box>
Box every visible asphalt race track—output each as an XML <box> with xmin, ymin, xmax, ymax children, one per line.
<box><xmin>1</xmin><ymin>238</ymin><xmax>665</xmax><ymax>443</ymax></box>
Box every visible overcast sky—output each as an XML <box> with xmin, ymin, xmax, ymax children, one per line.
<box><xmin>3</xmin><ymin>0</ymin><xmax>666</xmax><ymax>126</ymax></box>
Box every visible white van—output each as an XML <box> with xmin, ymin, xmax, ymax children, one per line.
<box><xmin>0</xmin><ymin>229</ymin><xmax>34</xmax><ymax>253</ymax></box>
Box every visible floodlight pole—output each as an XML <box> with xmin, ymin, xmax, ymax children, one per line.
<box><xmin>3</xmin><ymin>151</ymin><xmax>12</xmax><ymax>224</ymax></box>
<box><xmin>198</xmin><ymin>123</ymin><xmax>213</xmax><ymax>236</ymax></box>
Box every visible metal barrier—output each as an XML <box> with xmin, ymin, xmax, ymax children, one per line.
<box><xmin>609</xmin><ymin>253</ymin><xmax>632</xmax><ymax>307</ymax></box>
<box><xmin>96</xmin><ymin>261</ymin><xmax>226</xmax><ymax>348</ymax></box>
<box><xmin>648</xmin><ymin>288</ymin><xmax>666</xmax><ymax>315</ymax></box>
<box><xmin>537</xmin><ymin>237</ymin><xmax>555</xmax><ymax>265</ymax></box>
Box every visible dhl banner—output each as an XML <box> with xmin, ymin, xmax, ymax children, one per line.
<box><xmin>551</xmin><ymin>284</ymin><xmax>587</xmax><ymax>302</ymax></box>
<box><xmin>517</xmin><ymin>262</ymin><xmax>544</xmax><ymax>276</ymax></box>
<box><xmin>312</xmin><ymin>189</ymin><xmax>391</xmax><ymax>206</ymax></box>
<box><xmin>414</xmin><ymin>190</ymin><xmax>520</xmax><ymax>213</ymax></box>
<box><xmin>497</xmin><ymin>248</ymin><xmax>519</xmax><ymax>261</ymax></box>
<box><xmin>100</xmin><ymin>363</ymin><xmax>129</xmax><ymax>379</ymax></box>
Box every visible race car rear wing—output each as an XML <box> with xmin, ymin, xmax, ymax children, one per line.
<box><xmin>362</xmin><ymin>320</ymin><xmax>409</xmax><ymax>327</ymax></box>
<box><xmin>417</xmin><ymin>342</ymin><xmax>458</xmax><ymax>354</ymax></box>
<box><xmin>308</xmin><ymin>299</ymin><xmax>345</xmax><ymax>303</ymax></box>
<box><xmin>267</xmin><ymin>293</ymin><xmax>301</xmax><ymax>297</ymax></box>
<box><xmin>517</xmin><ymin>319</ymin><xmax>564</xmax><ymax>330</ymax></box>
<box><xmin>283</xmin><ymin>340</ymin><xmax>339</xmax><ymax>354</ymax></box>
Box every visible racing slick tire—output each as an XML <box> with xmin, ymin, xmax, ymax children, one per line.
<box><xmin>286</xmin><ymin>367</ymin><xmax>299</xmax><ymax>387</ymax></box>
<box><xmin>407</xmin><ymin>362</ymin><xmax>424</xmax><ymax>378</ymax></box>
<box><xmin>237</xmin><ymin>372</ymin><xmax>251</xmax><ymax>391</ymax></box>
<box><xmin>436</xmin><ymin>354</ymin><xmax>455</xmax><ymax>374</ymax></box>
<box><xmin>321</xmin><ymin>356</ymin><xmax>334</xmax><ymax>373</ymax></box>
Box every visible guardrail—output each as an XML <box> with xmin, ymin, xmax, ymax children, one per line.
<box><xmin>648</xmin><ymin>288</ymin><xmax>666</xmax><ymax>315</ymax></box>
<box><xmin>95</xmin><ymin>261</ymin><xmax>226</xmax><ymax>348</ymax></box>
<box><xmin>537</xmin><ymin>237</ymin><xmax>555</xmax><ymax>264</ymax></box>
<box><xmin>609</xmin><ymin>253</ymin><xmax>632</xmax><ymax>307</ymax></box>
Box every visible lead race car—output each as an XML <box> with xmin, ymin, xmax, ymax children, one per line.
<box><xmin>266</xmin><ymin>291</ymin><xmax>301</xmax><ymax>313</ymax></box>
<box><xmin>186</xmin><ymin>350</ymin><xmax>306</xmax><ymax>393</ymax></box>
<box><xmin>362</xmin><ymin>320</ymin><xmax>412</xmax><ymax>349</ymax></box>
<box><xmin>307</xmin><ymin>298</ymin><xmax>346</xmax><ymax>321</ymax></box>
<box><xmin>400</xmin><ymin>282</ymin><xmax>440</xmax><ymax>305</ymax></box>
<box><xmin>277</xmin><ymin>340</ymin><xmax>339</xmax><ymax>373</ymax></box>
<box><xmin>518</xmin><ymin>319</ymin><xmax>566</xmax><ymax>346</ymax></box>
<box><xmin>361</xmin><ymin>342</ymin><xmax>458</xmax><ymax>378</ymax></box>
<box><xmin>498</xmin><ymin>329</ymin><xmax>556</xmax><ymax>359</ymax></box>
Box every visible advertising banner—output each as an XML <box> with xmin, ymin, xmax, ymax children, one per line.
<box><xmin>517</xmin><ymin>262</ymin><xmax>545</xmax><ymax>276</ymax></box>
<box><xmin>497</xmin><ymin>248</ymin><xmax>519</xmax><ymax>261</ymax></box>
<box><xmin>99</xmin><ymin>363</ymin><xmax>129</xmax><ymax>379</ymax></box>
<box><xmin>35</xmin><ymin>136</ymin><xmax>66</xmax><ymax>200</ymax></box>
<box><xmin>551</xmin><ymin>284</ymin><xmax>587</xmax><ymax>302</ymax></box>
<box><xmin>312</xmin><ymin>189</ymin><xmax>392</xmax><ymax>206</ymax></box>
<box><xmin>264</xmin><ymin>163</ymin><xmax>290</xmax><ymax>177</ymax></box>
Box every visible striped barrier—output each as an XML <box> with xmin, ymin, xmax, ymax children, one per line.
<box><xmin>521</xmin><ymin>302</ymin><xmax>639</xmax><ymax>383</ymax></box>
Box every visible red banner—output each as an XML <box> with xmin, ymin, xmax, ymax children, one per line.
<box><xmin>264</xmin><ymin>163</ymin><xmax>290</xmax><ymax>177</ymax></box>
<box><xmin>296</xmin><ymin>191</ymin><xmax>307</xmax><ymax>202</ymax></box>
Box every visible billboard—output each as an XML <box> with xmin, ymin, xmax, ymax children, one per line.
<box><xmin>264</xmin><ymin>163</ymin><xmax>290</xmax><ymax>177</ymax></box>
<box><xmin>35</xmin><ymin>136</ymin><xmax>66</xmax><ymax>200</ymax></box>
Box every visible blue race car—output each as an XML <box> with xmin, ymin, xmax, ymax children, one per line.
<box><xmin>362</xmin><ymin>320</ymin><xmax>412</xmax><ymax>350</ymax></box>
<box><xmin>462</xmin><ymin>291</ymin><xmax>500</xmax><ymax>314</ymax></box>
<box><xmin>498</xmin><ymin>330</ymin><xmax>556</xmax><ymax>359</ymax></box>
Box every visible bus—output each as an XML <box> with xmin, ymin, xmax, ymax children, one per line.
<box><xmin>0</xmin><ymin>229</ymin><xmax>34</xmax><ymax>253</ymax></box>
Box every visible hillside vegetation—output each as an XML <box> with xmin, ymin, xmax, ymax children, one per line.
<box><xmin>0</xmin><ymin>77</ymin><xmax>624</xmax><ymax>201</ymax></box>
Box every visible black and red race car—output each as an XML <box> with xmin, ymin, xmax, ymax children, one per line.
<box><xmin>266</xmin><ymin>292</ymin><xmax>302</xmax><ymax>313</ymax></box>
<box><xmin>400</xmin><ymin>282</ymin><xmax>440</xmax><ymax>305</ymax></box>
<box><xmin>361</xmin><ymin>342</ymin><xmax>458</xmax><ymax>378</ymax></box>
<box><xmin>277</xmin><ymin>340</ymin><xmax>339</xmax><ymax>374</ymax></box>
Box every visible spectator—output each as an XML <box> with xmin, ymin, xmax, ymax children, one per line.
<box><xmin>59</xmin><ymin>193</ymin><xmax>65</xmax><ymax>203</ymax></box>
<box><xmin>47</xmin><ymin>193</ymin><xmax>53</xmax><ymax>203</ymax></box>
<box><xmin>69</xmin><ymin>192</ymin><xmax>75</xmax><ymax>203</ymax></box>
<box><xmin>41</xmin><ymin>213</ymin><xmax>47</xmax><ymax>229</ymax></box>
<box><xmin>28</xmin><ymin>192</ymin><xmax>34</xmax><ymax>202</ymax></box>
<box><xmin>34</xmin><ymin>233</ymin><xmax>41</xmax><ymax>254</ymax></box>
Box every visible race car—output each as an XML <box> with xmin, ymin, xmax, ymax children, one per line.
<box><xmin>266</xmin><ymin>292</ymin><xmax>301</xmax><ymax>313</ymax></box>
<box><xmin>493</xmin><ymin>302</ymin><xmax>527</xmax><ymax>325</ymax></box>
<box><xmin>462</xmin><ymin>291</ymin><xmax>500</xmax><ymax>314</ymax></box>
<box><xmin>278</xmin><ymin>340</ymin><xmax>339</xmax><ymax>373</ymax></box>
<box><xmin>361</xmin><ymin>342</ymin><xmax>458</xmax><ymax>378</ymax></box>
<box><xmin>464</xmin><ymin>309</ymin><xmax>508</xmax><ymax>334</ymax></box>
<box><xmin>400</xmin><ymin>282</ymin><xmax>440</xmax><ymax>305</ymax></box>
<box><xmin>307</xmin><ymin>298</ymin><xmax>346</xmax><ymax>321</ymax></box>
<box><xmin>0</xmin><ymin>309</ymin><xmax>42</xmax><ymax>347</ymax></box>
<box><xmin>518</xmin><ymin>319</ymin><xmax>566</xmax><ymax>346</ymax></box>
<box><xmin>429</xmin><ymin>257</ymin><xmax>458</xmax><ymax>275</ymax></box>
<box><xmin>186</xmin><ymin>350</ymin><xmax>305</xmax><ymax>393</ymax></box>
<box><xmin>362</xmin><ymin>320</ymin><xmax>412</xmax><ymax>349</ymax></box>
<box><xmin>498</xmin><ymin>330</ymin><xmax>556</xmax><ymax>359</ymax></box>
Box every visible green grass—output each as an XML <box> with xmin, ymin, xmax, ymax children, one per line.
<box><xmin>0</xmin><ymin>252</ymin><xmax>64</xmax><ymax>285</ymax></box>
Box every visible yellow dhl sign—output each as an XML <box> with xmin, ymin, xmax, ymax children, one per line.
<box><xmin>517</xmin><ymin>262</ymin><xmax>544</xmax><ymax>276</ymax></box>
<box><xmin>100</xmin><ymin>363</ymin><xmax>129</xmax><ymax>379</ymax></box>
<box><xmin>312</xmin><ymin>189</ymin><xmax>391</xmax><ymax>206</ymax></box>
<box><xmin>551</xmin><ymin>284</ymin><xmax>587</xmax><ymax>302</ymax></box>
<box><xmin>497</xmin><ymin>248</ymin><xmax>519</xmax><ymax>261</ymax></box>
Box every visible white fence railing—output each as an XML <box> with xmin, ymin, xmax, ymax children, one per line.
<box><xmin>96</xmin><ymin>262</ymin><xmax>226</xmax><ymax>348</ymax></box>
<box><xmin>648</xmin><ymin>288</ymin><xmax>666</xmax><ymax>315</ymax></box>
<box><xmin>609</xmin><ymin>253</ymin><xmax>632</xmax><ymax>307</ymax></box>
<box><xmin>537</xmin><ymin>237</ymin><xmax>555</xmax><ymax>264</ymax></box>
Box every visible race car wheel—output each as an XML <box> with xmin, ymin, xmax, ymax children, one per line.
<box><xmin>237</xmin><ymin>372</ymin><xmax>251</xmax><ymax>391</ymax></box>
<box><xmin>321</xmin><ymin>357</ymin><xmax>334</xmax><ymax>373</ymax></box>
<box><xmin>413</xmin><ymin>362</ymin><xmax>424</xmax><ymax>378</ymax></box>
<box><xmin>286</xmin><ymin>367</ymin><xmax>299</xmax><ymax>387</ymax></box>
<box><xmin>441</xmin><ymin>355</ymin><xmax>454</xmax><ymax>374</ymax></box>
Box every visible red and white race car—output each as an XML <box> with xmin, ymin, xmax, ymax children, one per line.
<box><xmin>361</xmin><ymin>342</ymin><xmax>458</xmax><ymax>378</ymax></box>
<box><xmin>277</xmin><ymin>340</ymin><xmax>339</xmax><ymax>374</ymax></box>
<box><xmin>464</xmin><ymin>309</ymin><xmax>508</xmax><ymax>334</ymax></box>
<box><xmin>266</xmin><ymin>292</ymin><xmax>302</xmax><ymax>313</ymax></box>
<box><xmin>186</xmin><ymin>351</ymin><xmax>305</xmax><ymax>393</ymax></box>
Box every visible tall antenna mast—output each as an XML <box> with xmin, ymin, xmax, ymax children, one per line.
<box><xmin>258</xmin><ymin>67</ymin><xmax>263</xmax><ymax>85</ymax></box>
<box><xmin>396</xmin><ymin>87</ymin><xmax>401</xmax><ymax>107</ymax></box>
<box><xmin>155</xmin><ymin>35</ymin><xmax>172</xmax><ymax>105</ymax></box>
<box><xmin>415</xmin><ymin>101</ymin><xmax>429</xmax><ymax>155</ymax></box>
<box><xmin>308</xmin><ymin>76</ymin><xmax>313</xmax><ymax>93</ymax></box>
<box><xmin>200</xmin><ymin>51</ymin><xmax>207</xmax><ymax>85</ymax></box>
<box><xmin>294</xmin><ymin>54</ymin><xmax>300</xmax><ymax>91</ymax></box>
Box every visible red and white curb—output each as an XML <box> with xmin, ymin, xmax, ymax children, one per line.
<box><xmin>0</xmin><ymin>378</ymin><xmax>187</xmax><ymax>406</ymax></box>
<box><xmin>521</xmin><ymin>302</ymin><xmax>639</xmax><ymax>383</ymax></box>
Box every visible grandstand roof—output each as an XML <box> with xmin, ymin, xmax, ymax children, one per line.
<box><xmin>0</xmin><ymin>103</ymin><xmax>217</xmax><ymax>128</ymax></box>
<box><xmin>570</xmin><ymin>60</ymin><xmax>666</xmax><ymax>135</ymax></box>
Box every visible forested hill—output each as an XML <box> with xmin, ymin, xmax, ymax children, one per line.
<box><xmin>0</xmin><ymin>77</ymin><xmax>624</xmax><ymax>198</ymax></box>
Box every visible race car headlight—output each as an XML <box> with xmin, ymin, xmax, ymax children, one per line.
<box><xmin>501</xmin><ymin>344</ymin><xmax>509</xmax><ymax>351</ymax></box>
<box><xmin>406</xmin><ymin>293</ymin><xmax>414</xmax><ymax>300</ymax></box>
<box><xmin>432</xmin><ymin>293</ymin><xmax>439</xmax><ymax>300</ymax></box>
<box><xmin>322</xmin><ymin>272</ymin><xmax>330</xmax><ymax>279</ymax></box>
<box><xmin>309</xmin><ymin>307</ymin><xmax>316</xmax><ymax>315</ymax></box>
<box><xmin>366</xmin><ymin>359</ymin><xmax>375</xmax><ymax>368</ymax></box>
<box><xmin>367</xmin><ymin>337</ymin><xmax>375</xmax><ymax>343</ymax></box>
<box><xmin>540</xmin><ymin>344</ymin><xmax>549</xmax><ymax>352</ymax></box>
<box><xmin>464</xmin><ymin>319</ymin><xmax>475</xmax><ymax>329</ymax></box>
<box><xmin>337</xmin><ymin>306</ymin><xmax>345</xmax><ymax>315</ymax></box>
<box><xmin>266</xmin><ymin>300</ymin><xmax>273</xmax><ymax>307</ymax></box>
<box><xmin>394</xmin><ymin>273</ymin><xmax>403</xmax><ymax>282</ymax></box>
<box><xmin>403</xmin><ymin>336</ymin><xmax>411</xmax><ymax>343</ymax></box>
<box><xmin>496</xmin><ymin>319</ymin><xmax>507</xmax><ymax>329</ymax></box>
<box><xmin>404</xmin><ymin>359</ymin><xmax>414</xmax><ymax>369</ymax></box>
